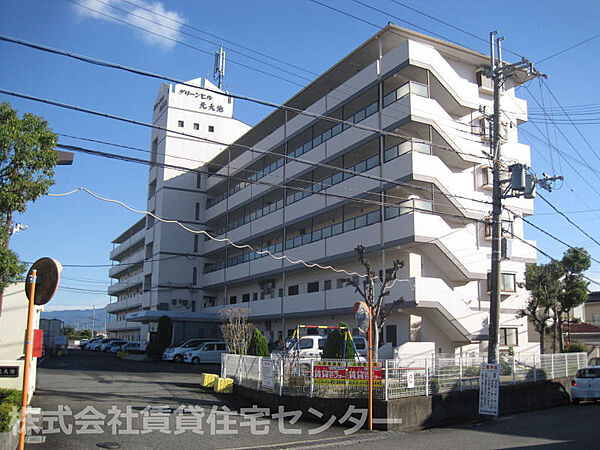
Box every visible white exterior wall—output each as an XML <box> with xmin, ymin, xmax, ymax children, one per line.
<box><xmin>200</xmin><ymin>29</ymin><xmax>538</xmax><ymax>355</ymax></box>
<box><xmin>108</xmin><ymin>77</ymin><xmax>249</xmax><ymax>343</ymax></box>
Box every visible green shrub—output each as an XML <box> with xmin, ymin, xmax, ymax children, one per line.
<box><xmin>565</xmin><ymin>342</ymin><xmax>588</xmax><ymax>353</ymax></box>
<box><xmin>322</xmin><ymin>322</ymin><xmax>356</xmax><ymax>360</ymax></box>
<box><xmin>247</xmin><ymin>329</ymin><xmax>270</xmax><ymax>357</ymax></box>
<box><xmin>0</xmin><ymin>389</ymin><xmax>21</xmax><ymax>432</ymax></box>
<box><xmin>0</xmin><ymin>389</ymin><xmax>21</xmax><ymax>406</ymax></box>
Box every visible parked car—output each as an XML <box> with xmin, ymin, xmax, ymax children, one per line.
<box><xmin>162</xmin><ymin>338</ymin><xmax>211</xmax><ymax>362</ymax></box>
<box><xmin>119</xmin><ymin>342</ymin><xmax>144</xmax><ymax>353</ymax></box>
<box><xmin>87</xmin><ymin>339</ymin><xmax>108</xmax><ymax>351</ymax></box>
<box><xmin>81</xmin><ymin>338</ymin><xmax>100</xmax><ymax>349</ymax></box>
<box><xmin>183</xmin><ymin>342</ymin><xmax>227</xmax><ymax>364</ymax></box>
<box><xmin>103</xmin><ymin>340</ymin><xmax>127</xmax><ymax>352</ymax></box>
<box><xmin>90</xmin><ymin>338</ymin><xmax>118</xmax><ymax>351</ymax></box>
<box><xmin>571</xmin><ymin>366</ymin><xmax>600</xmax><ymax>404</ymax></box>
<box><xmin>78</xmin><ymin>339</ymin><xmax>89</xmax><ymax>348</ymax></box>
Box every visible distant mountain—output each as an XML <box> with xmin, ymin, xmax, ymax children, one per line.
<box><xmin>41</xmin><ymin>306</ymin><xmax>109</xmax><ymax>330</ymax></box>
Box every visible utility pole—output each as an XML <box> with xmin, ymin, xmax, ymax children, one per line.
<box><xmin>487</xmin><ymin>32</ymin><xmax>545</xmax><ymax>364</ymax></box>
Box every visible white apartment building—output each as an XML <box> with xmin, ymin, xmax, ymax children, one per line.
<box><xmin>107</xmin><ymin>78</ymin><xmax>250</xmax><ymax>344</ymax></box>
<box><xmin>110</xmin><ymin>25</ymin><xmax>539</xmax><ymax>356</ymax></box>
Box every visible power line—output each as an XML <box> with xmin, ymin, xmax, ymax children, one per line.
<box><xmin>537</xmin><ymin>192</ymin><xmax>600</xmax><ymax>248</ymax></box>
<box><xmin>56</xmin><ymin>131</ymin><xmax>492</xmax><ymax>219</ymax></box>
<box><xmin>506</xmin><ymin>206</ymin><xmax>600</xmax><ymax>265</ymax></box>
<box><xmin>536</xmin><ymin>31</ymin><xmax>600</xmax><ymax>64</ymax></box>
<box><xmin>119</xmin><ymin>0</ymin><xmax>319</xmax><ymax>78</ymax></box>
<box><xmin>386</xmin><ymin>0</ymin><xmax>524</xmax><ymax>59</ymax></box>
<box><xmin>0</xmin><ymin>34</ymin><xmax>487</xmax><ymax>156</ymax></box>
<box><xmin>91</xmin><ymin>0</ymin><xmax>312</xmax><ymax>84</ymax></box>
<box><xmin>56</xmin><ymin>142</ymin><xmax>492</xmax><ymax>224</ymax></box>
<box><xmin>66</xmin><ymin>0</ymin><xmax>306</xmax><ymax>88</ymax></box>
<box><xmin>0</xmin><ymin>88</ymin><xmax>494</xmax><ymax>213</ymax></box>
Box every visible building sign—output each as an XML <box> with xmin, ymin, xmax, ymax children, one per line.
<box><xmin>177</xmin><ymin>88</ymin><xmax>228</xmax><ymax>116</ymax></box>
<box><xmin>479</xmin><ymin>363</ymin><xmax>500</xmax><ymax>416</ymax></box>
<box><xmin>313</xmin><ymin>363</ymin><xmax>347</xmax><ymax>385</ymax></box>
<box><xmin>313</xmin><ymin>362</ymin><xmax>382</xmax><ymax>385</ymax></box>
<box><xmin>0</xmin><ymin>366</ymin><xmax>19</xmax><ymax>377</ymax></box>
<box><xmin>261</xmin><ymin>358</ymin><xmax>274</xmax><ymax>389</ymax></box>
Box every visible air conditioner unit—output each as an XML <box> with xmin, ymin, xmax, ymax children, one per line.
<box><xmin>476</xmin><ymin>70</ymin><xmax>494</xmax><ymax>92</ymax></box>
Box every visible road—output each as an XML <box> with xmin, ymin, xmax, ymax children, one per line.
<box><xmin>23</xmin><ymin>350</ymin><xmax>599</xmax><ymax>449</ymax></box>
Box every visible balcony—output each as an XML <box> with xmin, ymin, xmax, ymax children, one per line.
<box><xmin>107</xmin><ymin>272</ymin><xmax>144</xmax><ymax>296</ymax></box>
<box><xmin>109</xmin><ymin>233</ymin><xmax>145</xmax><ymax>261</ymax></box>
<box><xmin>108</xmin><ymin>256</ymin><xmax>144</xmax><ymax>279</ymax></box>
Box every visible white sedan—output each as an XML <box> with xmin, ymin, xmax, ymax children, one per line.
<box><xmin>183</xmin><ymin>342</ymin><xmax>227</xmax><ymax>364</ymax></box>
<box><xmin>571</xmin><ymin>366</ymin><xmax>600</xmax><ymax>403</ymax></box>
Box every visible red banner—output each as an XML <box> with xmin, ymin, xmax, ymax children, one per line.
<box><xmin>313</xmin><ymin>364</ymin><xmax>347</xmax><ymax>384</ymax></box>
<box><xmin>33</xmin><ymin>329</ymin><xmax>43</xmax><ymax>358</ymax></box>
<box><xmin>347</xmin><ymin>363</ymin><xmax>383</xmax><ymax>385</ymax></box>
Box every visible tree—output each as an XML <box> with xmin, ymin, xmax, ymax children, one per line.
<box><xmin>220</xmin><ymin>308</ymin><xmax>253</xmax><ymax>355</ymax></box>
<box><xmin>0</xmin><ymin>102</ymin><xmax>58</xmax><ymax>292</ymax></box>
<box><xmin>322</xmin><ymin>322</ymin><xmax>356</xmax><ymax>360</ymax></box>
<box><xmin>344</xmin><ymin>245</ymin><xmax>404</xmax><ymax>361</ymax></box>
<box><xmin>247</xmin><ymin>328</ymin><xmax>270</xmax><ymax>357</ymax></box>
<box><xmin>556</xmin><ymin>247</ymin><xmax>590</xmax><ymax>352</ymax></box>
<box><xmin>518</xmin><ymin>261</ymin><xmax>563</xmax><ymax>354</ymax></box>
<box><xmin>145</xmin><ymin>315</ymin><xmax>172</xmax><ymax>357</ymax></box>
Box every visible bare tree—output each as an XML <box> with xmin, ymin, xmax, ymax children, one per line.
<box><xmin>220</xmin><ymin>308</ymin><xmax>253</xmax><ymax>355</ymax></box>
<box><xmin>345</xmin><ymin>245</ymin><xmax>404</xmax><ymax>360</ymax></box>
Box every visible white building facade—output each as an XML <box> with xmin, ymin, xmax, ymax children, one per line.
<box><xmin>107</xmin><ymin>78</ymin><xmax>250</xmax><ymax>344</ymax></box>
<box><xmin>110</xmin><ymin>25</ymin><xmax>538</xmax><ymax>356</ymax></box>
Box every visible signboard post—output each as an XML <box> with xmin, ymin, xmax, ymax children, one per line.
<box><xmin>354</xmin><ymin>301</ymin><xmax>373</xmax><ymax>431</ymax></box>
<box><xmin>19</xmin><ymin>258</ymin><xmax>61</xmax><ymax>450</ymax></box>
<box><xmin>479</xmin><ymin>363</ymin><xmax>501</xmax><ymax>416</ymax></box>
<box><xmin>407</xmin><ymin>371</ymin><xmax>415</xmax><ymax>389</ymax></box>
<box><xmin>261</xmin><ymin>358</ymin><xmax>274</xmax><ymax>390</ymax></box>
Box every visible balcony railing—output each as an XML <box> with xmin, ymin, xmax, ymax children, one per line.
<box><xmin>208</xmin><ymin>139</ymin><xmax>431</xmax><ymax>239</ymax></box>
<box><xmin>206</xmin><ymin>80</ymin><xmax>429</xmax><ymax>210</ymax></box>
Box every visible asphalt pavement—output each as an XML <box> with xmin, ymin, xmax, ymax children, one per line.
<box><xmin>20</xmin><ymin>350</ymin><xmax>600</xmax><ymax>449</ymax></box>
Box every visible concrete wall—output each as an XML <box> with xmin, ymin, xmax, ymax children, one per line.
<box><xmin>234</xmin><ymin>376</ymin><xmax>572</xmax><ymax>432</ymax></box>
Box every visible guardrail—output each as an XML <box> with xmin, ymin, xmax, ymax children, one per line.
<box><xmin>222</xmin><ymin>352</ymin><xmax>587</xmax><ymax>400</ymax></box>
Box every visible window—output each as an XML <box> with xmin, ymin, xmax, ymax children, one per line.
<box><xmin>192</xmin><ymin>267</ymin><xmax>197</xmax><ymax>286</ymax></box>
<box><xmin>178</xmin><ymin>120</ymin><xmax>184</xmax><ymax>127</ymax></box>
<box><xmin>306</xmin><ymin>328</ymin><xmax>319</xmax><ymax>335</ymax></box>
<box><xmin>208</xmin><ymin>125</ymin><xmax>214</xmax><ymax>132</ymax></box>
<box><xmin>288</xmin><ymin>285</ymin><xmax>299</xmax><ymax>296</ymax></box>
<box><xmin>195</xmin><ymin>202</ymin><xmax>200</xmax><ymax>221</ymax></box>
<box><xmin>336</xmin><ymin>278</ymin><xmax>346</xmax><ymax>289</ymax></box>
<box><xmin>145</xmin><ymin>242</ymin><xmax>153</xmax><ymax>260</ymax></box>
<box><xmin>194</xmin><ymin>235</ymin><xmax>199</xmax><ymax>253</ymax></box>
<box><xmin>499</xmin><ymin>328</ymin><xmax>518</xmax><ymax>346</ymax></box>
<box><xmin>242</xmin><ymin>294</ymin><xmax>250</xmax><ymax>303</ymax></box>
<box><xmin>307</xmin><ymin>281</ymin><xmax>319</xmax><ymax>293</ymax></box>
<box><xmin>151</xmin><ymin>138</ymin><xmax>158</xmax><ymax>163</ymax></box>
<box><xmin>487</xmin><ymin>272</ymin><xmax>517</xmax><ymax>292</ymax></box>
<box><xmin>481</xmin><ymin>166</ymin><xmax>492</xmax><ymax>188</ymax></box>
<box><xmin>144</xmin><ymin>274</ymin><xmax>152</xmax><ymax>292</ymax></box>
<box><xmin>485</xmin><ymin>219</ymin><xmax>513</xmax><ymax>239</ymax></box>
<box><xmin>229</xmin><ymin>295</ymin><xmax>237</xmax><ymax>304</ymax></box>
<box><xmin>193</xmin><ymin>123</ymin><xmax>199</xmax><ymax>130</ymax></box>
<box><xmin>196</xmin><ymin>172</ymin><xmax>202</xmax><ymax>189</ymax></box>
<box><xmin>386</xmin><ymin>324</ymin><xmax>398</xmax><ymax>347</ymax></box>
<box><xmin>278</xmin><ymin>288</ymin><xmax>283</xmax><ymax>298</ymax></box>
<box><xmin>253</xmin><ymin>293</ymin><xmax>258</xmax><ymax>301</ymax></box>
<box><xmin>324</xmin><ymin>280</ymin><xmax>332</xmax><ymax>291</ymax></box>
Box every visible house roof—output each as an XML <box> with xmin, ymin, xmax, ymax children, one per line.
<box><xmin>587</xmin><ymin>291</ymin><xmax>600</xmax><ymax>303</ymax></box>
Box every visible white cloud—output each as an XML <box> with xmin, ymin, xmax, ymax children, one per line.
<box><xmin>72</xmin><ymin>0</ymin><xmax>185</xmax><ymax>50</ymax></box>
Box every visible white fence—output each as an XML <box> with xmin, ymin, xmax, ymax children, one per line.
<box><xmin>221</xmin><ymin>352</ymin><xmax>587</xmax><ymax>400</ymax></box>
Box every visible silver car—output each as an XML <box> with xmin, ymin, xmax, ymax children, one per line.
<box><xmin>571</xmin><ymin>366</ymin><xmax>600</xmax><ymax>404</ymax></box>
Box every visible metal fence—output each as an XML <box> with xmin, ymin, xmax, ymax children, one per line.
<box><xmin>221</xmin><ymin>352</ymin><xmax>588</xmax><ymax>400</ymax></box>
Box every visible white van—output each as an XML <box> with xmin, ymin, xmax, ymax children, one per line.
<box><xmin>183</xmin><ymin>342</ymin><xmax>228</xmax><ymax>364</ymax></box>
<box><xmin>162</xmin><ymin>338</ymin><xmax>211</xmax><ymax>362</ymax></box>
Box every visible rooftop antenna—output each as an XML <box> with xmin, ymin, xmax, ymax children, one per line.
<box><xmin>213</xmin><ymin>44</ymin><xmax>226</xmax><ymax>89</ymax></box>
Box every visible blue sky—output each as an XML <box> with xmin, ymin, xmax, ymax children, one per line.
<box><xmin>1</xmin><ymin>0</ymin><xmax>600</xmax><ymax>310</ymax></box>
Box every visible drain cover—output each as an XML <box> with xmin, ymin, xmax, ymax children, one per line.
<box><xmin>96</xmin><ymin>442</ymin><xmax>121</xmax><ymax>449</ymax></box>
<box><xmin>25</xmin><ymin>435</ymin><xmax>45</xmax><ymax>444</ymax></box>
